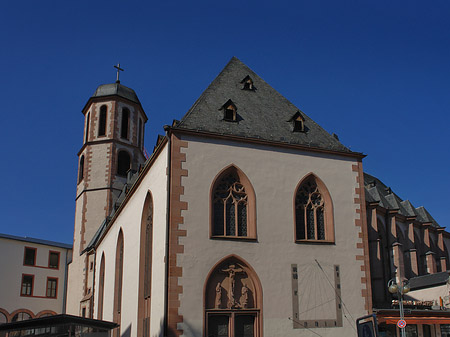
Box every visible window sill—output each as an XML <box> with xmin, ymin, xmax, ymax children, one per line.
<box><xmin>295</xmin><ymin>239</ymin><xmax>335</xmax><ymax>245</ymax></box>
<box><xmin>210</xmin><ymin>236</ymin><xmax>257</xmax><ymax>242</ymax></box>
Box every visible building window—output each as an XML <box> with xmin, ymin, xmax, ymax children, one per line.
<box><xmin>0</xmin><ymin>312</ymin><xmax>7</xmax><ymax>324</ymax></box>
<box><xmin>12</xmin><ymin>312</ymin><xmax>31</xmax><ymax>322</ymax></box>
<box><xmin>78</xmin><ymin>156</ymin><xmax>85</xmax><ymax>182</ymax></box>
<box><xmin>240</xmin><ymin>75</ymin><xmax>255</xmax><ymax>91</ymax></box>
<box><xmin>121</xmin><ymin>108</ymin><xmax>130</xmax><ymax>139</ymax></box>
<box><xmin>221</xmin><ymin>100</ymin><xmax>237</xmax><ymax>122</ymax></box>
<box><xmin>85</xmin><ymin>112</ymin><xmax>90</xmax><ymax>143</ymax></box>
<box><xmin>21</xmin><ymin>274</ymin><xmax>34</xmax><ymax>296</ymax></box>
<box><xmin>211</xmin><ymin>166</ymin><xmax>256</xmax><ymax>239</ymax></box>
<box><xmin>295</xmin><ymin>174</ymin><xmax>334</xmax><ymax>243</ymax></box>
<box><xmin>23</xmin><ymin>247</ymin><xmax>36</xmax><ymax>266</ymax></box>
<box><xmin>113</xmin><ymin>230</ymin><xmax>124</xmax><ymax>337</ymax></box>
<box><xmin>290</xmin><ymin>111</ymin><xmax>305</xmax><ymax>132</ymax></box>
<box><xmin>98</xmin><ymin>254</ymin><xmax>105</xmax><ymax>320</ymax></box>
<box><xmin>138</xmin><ymin>192</ymin><xmax>153</xmax><ymax>337</ymax></box>
<box><xmin>98</xmin><ymin>105</ymin><xmax>107</xmax><ymax>137</ymax></box>
<box><xmin>138</xmin><ymin>118</ymin><xmax>142</xmax><ymax>149</ymax></box>
<box><xmin>204</xmin><ymin>256</ymin><xmax>262</xmax><ymax>337</ymax></box>
<box><xmin>117</xmin><ymin>151</ymin><xmax>131</xmax><ymax>176</ymax></box>
<box><xmin>46</xmin><ymin>278</ymin><xmax>58</xmax><ymax>298</ymax></box>
<box><xmin>48</xmin><ymin>251</ymin><xmax>60</xmax><ymax>269</ymax></box>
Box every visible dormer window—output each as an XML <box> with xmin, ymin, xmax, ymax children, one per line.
<box><xmin>241</xmin><ymin>75</ymin><xmax>255</xmax><ymax>90</ymax></box>
<box><xmin>221</xmin><ymin>99</ymin><xmax>237</xmax><ymax>122</ymax></box>
<box><xmin>290</xmin><ymin>111</ymin><xmax>305</xmax><ymax>132</ymax></box>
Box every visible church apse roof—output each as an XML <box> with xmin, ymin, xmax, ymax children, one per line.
<box><xmin>174</xmin><ymin>57</ymin><xmax>358</xmax><ymax>155</ymax></box>
<box><xmin>364</xmin><ymin>172</ymin><xmax>440</xmax><ymax>228</ymax></box>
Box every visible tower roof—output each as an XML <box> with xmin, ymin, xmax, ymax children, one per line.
<box><xmin>92</xmin><ymin>82</ymin><xmax>141</xmax><ymax>104</ymax></box>
<box><xmin>175</xmin><ymin>57</ymin><xmax>355</xmax><ymax>154</ymax></box>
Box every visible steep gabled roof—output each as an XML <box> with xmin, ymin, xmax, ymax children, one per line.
<box><xmin>176</xmin><ymin>57</ymin><xmax>355</xmax><ymax>154</ymax></box>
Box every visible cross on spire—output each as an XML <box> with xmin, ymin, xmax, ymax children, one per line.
<box><xmin>114</xmin><ymin>63</ymin><xmax>124</xmax><ymax>83</ymax></box>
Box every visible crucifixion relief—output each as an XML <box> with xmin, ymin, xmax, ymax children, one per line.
<box><xmin>221</xmin><ymin>263</ymin><xmax>245</xmax><ymax>309</ymax></box>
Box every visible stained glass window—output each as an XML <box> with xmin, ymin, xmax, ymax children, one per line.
<box><xmin>213</xmin><ymin>172</ymin><xmax>248</xmax><ymax>237</ymax></box>
<box><xmin>295</xmin><ymin>177</ymin><xmax>326</xmax><ymax>241</ymax></box>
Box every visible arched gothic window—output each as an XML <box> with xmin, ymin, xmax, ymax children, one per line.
<box><xmin>204</xmin><ymin>255</ymin><xmax>262</xmax><ymax>337</ymax></box>
<box><xmin>98</xmin><ymin>105</ymin><xmax>107</xmax><ymax>137</ymax></box>
<box><xmin>79</xmin><ymin>156</ymin><xmax>85</xmax><ymax>182</ymax></box>
<box><xmin>138</xmin><ymin>192</ymin><xmax>153</xmax><ymax>337</ymax></box>
<box><xmin>117</xmin><ymin>151</ymin><xmax>131</xmax><ymax>177</ymax></box>
<box><xmin>0</xmin><ymin>311</ymin><xmax>7</xmax><ymax>324</ymax></box>
<box><xmin>121</xmin><ymin>108</ymin><xmax>130</xmax><ymax>140</ymax></box>
<box><xmin>113</xmin><ymin>230</ymin><xmax>124</xmax><ymax>337</ymax></box>
<box><xmin>211</xmin><ymin>166</ymin><xmax>256</xmax><ymax>239</ymax></box>
<box><xmin>295</xmin><ymin>174</ymin><xmax>334</xmax><ymax>242</ymax></box>
<box><xmin>98</xmin><ymin>253</ymin><xmax>105</xmax><ymax>320</ymax></box>
<box><xmin>85</xmin><ymin>112</ymin><xmax>90</xmax><ymax>143</ymax></box>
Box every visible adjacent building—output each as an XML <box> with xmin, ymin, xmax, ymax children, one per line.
<box><xmin>0</xmin><ymin>233</ymin><xmax>72</xmax><ymax>323</ymax></box>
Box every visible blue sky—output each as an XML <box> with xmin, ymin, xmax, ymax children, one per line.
<box><xmin>0</xmin><ymin>1</ymin><xmax>449</xmax><ymax>244</ymax></box>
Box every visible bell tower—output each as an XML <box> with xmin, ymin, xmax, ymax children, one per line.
<box><xmin>67</xmin><ymin>66</ymin><xmax>148</xmax><ymax>316</ymax></box>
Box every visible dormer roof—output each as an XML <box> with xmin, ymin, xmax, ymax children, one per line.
<box><xmin>175</xmin><ymin>57</ymin><xmax>357</xmax><ymax>155</ymax></box>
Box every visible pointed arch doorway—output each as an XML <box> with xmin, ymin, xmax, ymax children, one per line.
<box><xmin>204</xmin><ymin>255</ymin><xmax>262</xmax><ymax>337</ymax></box>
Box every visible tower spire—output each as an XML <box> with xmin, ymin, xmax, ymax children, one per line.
<box><xmin>114</xmin><ymin>63</ymin><xmax>124</xmax><ymax>83</ymax></box>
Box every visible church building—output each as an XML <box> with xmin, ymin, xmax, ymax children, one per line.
<box><xmin>66</xmin><ymin>57</ymin><xmax>371</xmax><ymax>337</ymax></box>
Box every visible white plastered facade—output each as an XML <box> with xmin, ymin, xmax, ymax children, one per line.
<box><xmin>94</xmin><ymin>144</ymin><xmax>168</xmax><ymax>336</ymax></box>
<box><xmin>174</xmin><ymin>134</ymin><xmax>368</xmax><ymax>337</ymax></box>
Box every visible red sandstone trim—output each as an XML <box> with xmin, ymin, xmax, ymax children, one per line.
<box><xmin>352</xmin><ymin>162</ymin><xmax>373</xmax><ymax>313</ymax></box>
<box><xmin>35</xmin><ymin>310</ymin><xmax>57</xmax><ymax>318</ymax></box>
<box><xmin>167</xmin><ymin>134</ymin><xmax>188</xmax><ymax>337</ymax></box>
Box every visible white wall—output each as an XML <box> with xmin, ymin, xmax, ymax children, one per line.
<box><xmin>95</xmin><ymin>144</ymin><xmax>168</xmax><ymax>336</ymax></box>
<box><xmin>176</xmin><ymin>135</ymin><xmax>367</xmax><ymax>337</ymax></box>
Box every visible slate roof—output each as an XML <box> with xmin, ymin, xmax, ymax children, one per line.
<box><xmin>175</xmin><ymin>57</ymin><xmax>357</xmax><ymax>155</ymax></box>
<box><xmin>409</xmin><ymin>271</ymin><xmax>450</xmax><ymax>290</ymax></box>
<box><xmin>0</xmin><ymin>233</ymin><xmax>72</xmax><ymax>249</ymax></box>
<box><xmin>92</xmin><ymin>82</ymin><xmax>141</xmax><ymax>104</ymax></box>
<box><xmin>364</xmin><ymin>173</ymin><xmax>440</xmax><ymax>227</ymax></box>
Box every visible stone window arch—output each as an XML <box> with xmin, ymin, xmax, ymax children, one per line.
<box><xmin>85</xmin><ymin>112</ymin><xmax>90</xmax><ymax>143</ymax></box>
<box><xmin>204</xmin><ymin>255</ymin><xmax>262</xmax><ymax>337</ymax></box>
<box><xmin>294</xmin><ymin>173</ymin><xmax>334</xmax><ymax>243</ymax></box>
<box><xmin>98</xmin><ymin>105</ymin><xmax>107</xmax><ymax>137</ymax></box>
<box><xmin>138</xmin><ymin>192</ymin><xmax>154</xmax><ymax>337</ymax></box>
<box><xmin>113</xmin><ymin>229</ymin><xmax>124</xmax><ymax>337</ymax></box>
<box><xmin>11</xmin><ymin>310</ymin><xmax>33</xmax><ymax>322</ymax></box>
<box><xmin>117</xmin><ymin>150</ymin><xmax>131</xmax><ymax>177</ymax></box>
<box><xmin>210</xmin><ymin>165</ymin><xmax>256</xmax><ymax>239</ymax></box>
<box><xmin>121</xmin><ymin>108</ymin><xmax>130</xmax><ymax>140</ymax></box>
<box><xmin>98</xmin><ymin>253</ymin><xmax>105</xmax><ymax>320</ymax></box>
<box><xmin>78</xmin><ymin>155</ymin><xmax>85</xmax><ymax>182</ymax></box>
<box><xmin>0</xmin><ymin>310</ymin><xmax>7</xmax><ymax>324</ymax></box>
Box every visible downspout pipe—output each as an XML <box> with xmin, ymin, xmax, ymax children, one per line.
<box><xmin>163</xmin><ymin>126</ymin><xmax>172</xmax><ymax>337</ymax></box>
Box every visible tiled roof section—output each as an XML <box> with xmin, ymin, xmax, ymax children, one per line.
<box><xmin>409</xmin><ymin>271</ymin><xmax>450</xmax><ymax>290</ymax></box>
<box><xmin>364</xmin><ymin>173</ymin><xmax>440</xmax><ymax>227</ymax></box>
<box><xmin>0</xmin><ymin>233</ymin><xmax>72</xmax><ymax>249</ymax></box>
<box><xmin>176</xmin><ymin>57</ymin><xmax>355</xmax><ymax>154</ymax></box>
<box><xmin>416</xmin><ymin>206</ymin><xmax>439</xmax><ymax>227</ymax></box>
<box><xmin>92</xmin><ymin>83</ymin><xmax>141</xmax><ymax>104</ymax></box>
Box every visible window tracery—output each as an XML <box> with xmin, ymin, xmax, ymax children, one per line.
<box><xmin>295</xmin><ymin>175</ymin><xmax>334</xmax><ymax>242</ymax></box>
<box><xmin>213</xmin><ymin>172</ymin><xmax>248</xmax><ymax>237</ymax></box>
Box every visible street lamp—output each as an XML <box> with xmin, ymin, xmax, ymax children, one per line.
<box><xmin>388</xmin><ymin>279</ymin><xmax>410</xmax><ymax>337</ymax></box>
